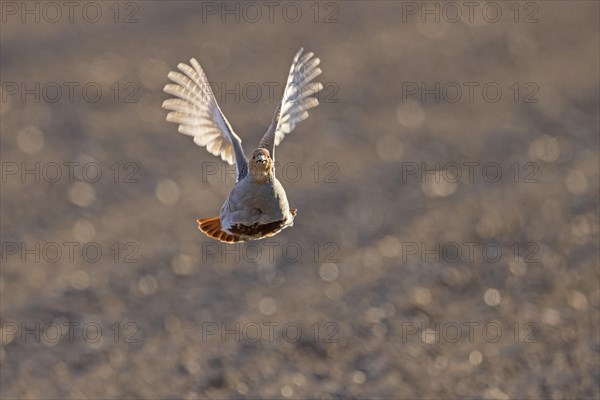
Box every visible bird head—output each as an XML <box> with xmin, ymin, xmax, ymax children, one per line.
<box><xmin>249</xmin><ymin>148</ymin><xmax>273</xmax><ymax>182</ymax></box>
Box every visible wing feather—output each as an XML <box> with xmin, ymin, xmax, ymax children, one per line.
<box><xmin>259</xmin><ymin>48</ymin><xmax>323</xmax><ymax>158</ymax></box>
<box><xmin>162</xmin><ymin>58</ymin><xmax>247</xmax><ymax>180</ymax></box>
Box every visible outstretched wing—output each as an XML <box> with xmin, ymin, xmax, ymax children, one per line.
<box><xmin>259</xmin><ymin>48</ymin><xmax>323</xmax><ymax>159</ymax></box>
<box><xmin>163</xmin><ymin>59</ymin><xmax>247</xmax><ymax>181</ymax></box>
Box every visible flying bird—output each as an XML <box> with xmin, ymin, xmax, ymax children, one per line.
<box><xmin>162</xmin><ymin>48</ymin><xmax>322</xmax><ymax>242</ymax></box>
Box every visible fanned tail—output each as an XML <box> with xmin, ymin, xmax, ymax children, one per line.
<box><xmin>197</xmin><ymin>217</ymin><xmax>243</xmax><ymax>243</ymax></box>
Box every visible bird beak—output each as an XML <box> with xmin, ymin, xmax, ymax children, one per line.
<box><xmin>257</xmin><ymin>154</ymin><xmax>267</xmax><ymax>163</ymax></box>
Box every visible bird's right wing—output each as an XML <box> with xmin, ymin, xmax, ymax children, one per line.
<box><xmin>259</xmin><ymin>48</ymin><xmax>323</xmax><ymax>160</ymax></box>
<box><xmin>163</xmin><ymin>58</ymin><xmax>248</xmax><ymax>181</ymax></box>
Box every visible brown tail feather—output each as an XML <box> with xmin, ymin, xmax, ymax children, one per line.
<box><xmin>290</xmin><ymin>209</ymin><xmax>297</xmax><ymax>217</ymax></box>
<box><xmin>197</xmin><ymin>217</ymin><xmax>243</xmax><ymax>243</ymax></box>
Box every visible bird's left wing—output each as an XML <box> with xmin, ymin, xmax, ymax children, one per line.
<box><xmin>259</xmin><ymin>48</ymin><xmax>322</xmax><ymax>160</ymax></box>
<box><xmin>163</xmin><ymin>58</ymin><xmax>248</xmax><ymax>181</ymax></box>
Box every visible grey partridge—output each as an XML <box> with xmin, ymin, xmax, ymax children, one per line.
<box><xmin>162</xmin><ymin>48</ymin><xmax>322</xmax><ymax>242</ymax></box>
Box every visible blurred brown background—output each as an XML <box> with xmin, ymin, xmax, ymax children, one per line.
<box><xmin>1</xmin><ymin>1</ymin><xmax>598</xmax><ymax>399</ymax></box>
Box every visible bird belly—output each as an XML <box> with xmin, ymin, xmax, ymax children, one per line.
<box><xmin>219</xmin><ymin>178</ymin><xmax>292</xmax><ymax>238</ymax></box>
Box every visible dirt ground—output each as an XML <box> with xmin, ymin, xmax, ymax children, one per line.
<box><xmin>1</xmin><ymin>1</ymin><xmax>598</xmax><ymax>399</ymax></box>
